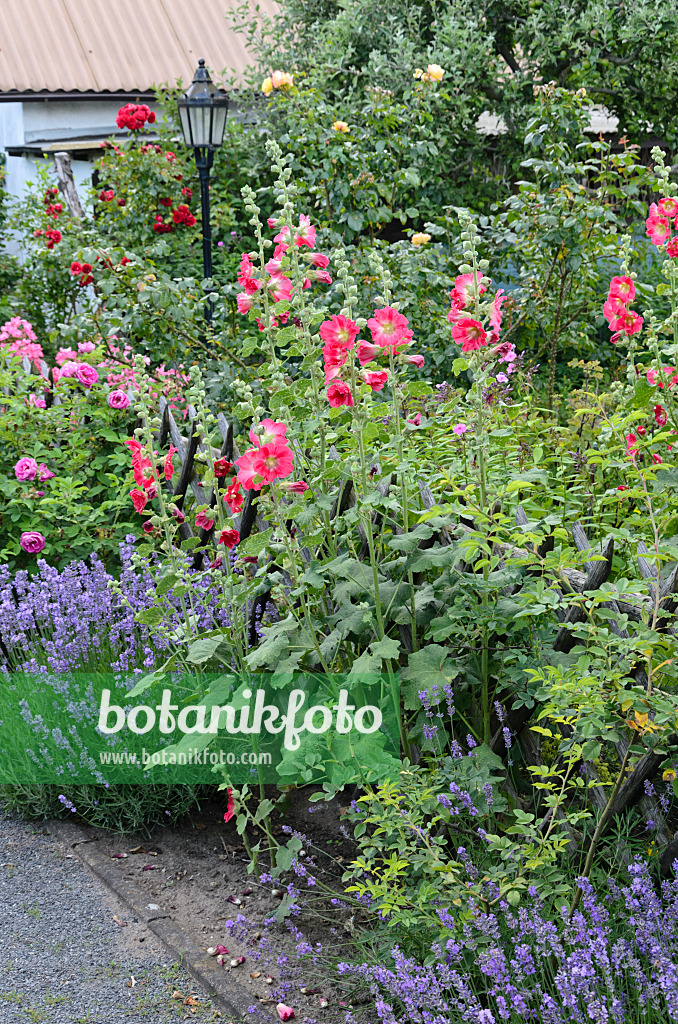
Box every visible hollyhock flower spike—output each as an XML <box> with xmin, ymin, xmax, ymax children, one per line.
<box><xmin>452</xmin><ymin>318</ymin><xmax>487</xmax><ymax>352</ymax></box>
<box><xmin>20</xmin><ymin>531</ymin><xmax>46</xmax><ymax>554</ymax></box>
<box><xmin>646</xmin><ymin>202</ymin><xmax>670</xmax><ymax>245</ymax></box>
<box><xmin>15</xmin><ymin>457</ymin><xmax>38</xmax><ymax>482</ymax></box>
<box><xmin>327</xmin><ymin>381</ymin><xmax>354</xmax><ymax>407</ymax></box>
<box><xmin>367</xmin><ymin>306</ymin><xmax>413</xmax><ymax>348</ymax></box>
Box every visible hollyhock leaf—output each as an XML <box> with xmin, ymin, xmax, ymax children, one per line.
<box><xmin>187</xmin><ymin>637</ymin><xmax>222</xmax><ymax>664</ymax></box>
<box><xmin>406</xmin><ymin>381</ymin><xmax>433</xmax><ymax>398</ymax></box>
<box><xmin>452</xmin><ymin>357</ymin><xmax>469</xmax><ymax>375</ymax></box>
<box><xmin>155</xmin><ymin>573</ymin><xmax>179</xmax><ymax>597</ymax></box>
<box><xmin>136</xmin><ymin>607</ymin><xmax>165</xmax><ymax>626</ymax></box>
<box><xmin>370</xmin><ymin>637</ymin><xmax>401</xmax><ymax>660</ymax></box>
<box><xmin>633</xmin><ymin>380</ymin><xmax>655</xmax><ymax>408</ymax></box>
<box><xmin>239</xmin><ymin>527</ymin><xmax>273</xmax><ymax>557</ymax></box>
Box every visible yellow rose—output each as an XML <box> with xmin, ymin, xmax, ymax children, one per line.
<box><xmin>426</xmin><ymin>64</ymin><xmax>444</xmax><ymax>82</ymax></box>
<box><xmin>663</xmin><ymin>768</ymin><xmax>677</xmax><ymax>782</ymax></box>
<box><xmin>261</xmin><ymin>77</ymin><xmax>273</xmax><ymax>96</ymax></box>
<box><xmin>332</xmin><ymin>120</ymin><xmax>350</xmax><ymax>133</ymax></box>
<box><xmin>411</xmin><ymin>232</ymin><xmax>431</xmax><ymax>246</ymax></box>
<box><xmin>413</xmin><ymin>68</ymin><xmax>424</xmax><ymax>79</ymax></box>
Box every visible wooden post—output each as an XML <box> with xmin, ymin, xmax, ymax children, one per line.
<box><xmin>53</xmin><ymin>151</ymin><xmax>84</xmax><ymax>219</ymax></box>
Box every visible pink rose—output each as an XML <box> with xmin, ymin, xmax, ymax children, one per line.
<box><xmin>74</xmin><ymin>363</ymin><xmax>99</xmax><ymax>388</ymax></box>
<box><xmin>56</xmin><ymin>347</ymin><xmax>77</xmax><ymax>366</ymax></box>
<box><xmin>20</xmin><ymin>531</ymin><xmax>46</xmax><ymax>554</ymax></box>
<box><xmin>37</xmin><ymin>463</ymin><xmax>55</xmax><ymax>482</ymax></box>
<box><xmin>108</xmin><ymin>389</ymin><xmax>130</xmax><ymax>410</ymax></box>
<box><xmin>27</xmin><ymin>394</ymin><xmax>47</xmax><ymax>409</ymax></box>
<box><xmin>15</xmin><ymin>457</ymin><xmax>38</xmax><ymax>481</ymax></box>
<box><xmin>78</xmin><ymin>341</ymin><xmax>96</xmax><ymax>354</ymax></box>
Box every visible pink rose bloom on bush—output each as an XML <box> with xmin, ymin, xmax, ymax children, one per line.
<box><xmin>74</xmin><ymin>363</ymin><xmax>99</xmax><ymax>388</ymax></box>
<box><xmin>37</xmin><ymin>463</ymin><xmax>55</xmax><ymax>482</ymax></box>
<box><xmin>108</xmin><ymin>389</ymin><xmax>130</xmax><ymax>410</ymax></box>
<box><xmin>15</xmin><ymin>457</ymin><xmax>38</xmax><ymax>481</ymax></box>
<box><xmin>78</xmin><ymin>341</ymin><xmax>96</xmax><ymax>354</ymax></box>
<box><xmin>27</xmin><ymin>394</ymin><xmax>47</xmax><ymax>409</ymax></box>
<box><xmin>56</xmin><ymin>347</ymin><xmax>78</xmax><ymax>366</ymax></box>
<box><xmin>20</xmin><ymin>531</ymin><xmax>46</xmax><ymax>554</ymax></box>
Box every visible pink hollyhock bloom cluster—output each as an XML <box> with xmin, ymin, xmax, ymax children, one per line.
<box><xmin>447</xmin><ymin>272</ymin><xmax>506</xmax><ymax>354</ymax></box>
<box><xmin>321</xmin><ymin>315</ymin><xmax>359</xmax><ymax>383</ymax></box>
<box><xmin>235</xmin><ymin>216</ymin><xmax>331</xmax><ymax>324</ymax></box>
<box><xmin>116</xmin><ymin>103</ymin><xmax>156</xmax><ymax>131</ymax></box>
<box><xmin>235</xmin><ymin>419</ymin><xmax>294</xmax><ymax>490</ymax></box>
<box><xmin>647</xmin><ymin>366</ymin><xmax>678</xmax><ymax>390</ymax></box>
<box><xmin>603</xmin><ymin>276</ymin><xmax>643</xmax><ymax>344</ymax></box>
<box><xmin>447</xmin><ymin>272</ymin><xmax>487</xmax><ymax>324</ymax></box>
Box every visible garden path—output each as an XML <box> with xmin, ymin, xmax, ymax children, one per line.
<box><xmin>0</xmin><ymin>814</ymin><xmax>219</xmax><ymax>1023</ymax></box>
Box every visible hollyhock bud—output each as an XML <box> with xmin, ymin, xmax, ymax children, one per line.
<box><xmin>108</xmin><ymin>389</ymin><xmax>130</xmax><ymax>410</ymax></box>
<box><xmin>404</xmin><ymin>353</ymin><xmax>425</xmax><ymax>367</ymax></box>
<box><xmin>19</xmin><ymin>531</ymin><xmax>46</xmax><ymax>554</ymax></box>
<box><xmin>15</xmin><ymin>457</ymin><xmax>38</xmax><ymax>481</ymax></box>
<box><xmin>276</xmin><ymin>1005</ymin><xmax>295</xmax><ymax>1022</ymax></box>
<box><xmin>280</xmin><ymin>480</ymin><xmax>309</xmax><ymax>494</ymax></box>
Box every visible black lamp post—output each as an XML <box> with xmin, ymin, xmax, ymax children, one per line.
<box><xmin>177</xmin><ymin>59</ymin><xmax>229</xmax><ymax>323</ymax></box>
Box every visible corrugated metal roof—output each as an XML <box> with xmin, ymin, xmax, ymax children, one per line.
<box><xmin>0</xmin><ymin>0</ymin><xmax>277</xmax><ymax>96</ymax></box>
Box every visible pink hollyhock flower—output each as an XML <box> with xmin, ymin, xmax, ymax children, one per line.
<box><xmin>452</xmin><ymin>318</ymin><xmax>487</xmax><ymax>352</ymax></box>
<box><xmin>172</xmin><ymin>508</ymin><xmax>186</xmax><ymax>524</ymax></box>
<box><xmin>224</xmin><ymin>477</ymin><xmax>244</xmax><ymax>513</ymax></box>
<box><xmin>448</xmin><ymin>272</ymin><xmax>487</xmax><ymax>323</ymax></box>
<box><xmin>37</xmin><ymin>464</ymin><xmax>54</xmax><ymax>482</ymax></box>
<box><xmin>78</xmin><ymin>341</ymin><xmax>96</xmax><ymax>354</ymax></box>
<box><xmin>308</xmin><ymin>253</ymin><xmax>329</xmax><ymax>268</ymax></box>
<box><xmin>667</xmin><ymin>238</ymin><xmax>678</xmax><ymax>258</ymax></box>
<box><xmin>267</xmin><ymin>217</ymin><xmax>279</xmax><ymax>229</ymax></box>
<box><xmin>404</xmin><ymin>353</ymin><xmax>424</xmax><ymax>368</ymax></box>
<box><xmin>243</xmin><ymin>276</ymin><xmax>263</xmax><ymax>295</ymax></box>
<box><xmin>269</xmin><ymin>275</ymin><xmax>293</xmax><ymax>302</ymax></box>
<box><xmin>164</xmin><ymin>444</ymin><xmax>178</xmax><ymax>481</ymax></box>
<box><xmin>652</xmin><ymin>453</ymin><xmax>663</xmax><ymax>464</ymax></box>
<box><xmin>610</xmin><ymin>311</ymin><xmax>643</xmax><ymax>344</ymax></box>
<box><xmin>142</xmin><ymin>521</ymin><xmax>154</xmax><ymax>534</ymax></box>
<box><xmin>367</xmin><ymin>307</ymin><xmax>413</xmax><ymax>348</ymax></box>
<box><xmin>494</xmin><ymin>341</ymin><xmax>516</xmax><ymax>363</ymax></box>
<box><xmin>626</xmin><ymin>433</ymin><xmax>638</xmax><ymax>459</ymax></box>
<box><xmin>224</xmin><ymin>788</ymin><xmax>235</xmax><ymax>823</ymax></box>
<box><xmin>294</xmin><ymin>214</ymin><xmax>316</xmax><ymax>248</ymax></box>
<box><xmin>125</xmin><ymin>440</ymin><xmax>156</xmax><ymax>490</ymax></box>
<box><xmin>603</xmin><ymin>295</ymin><xmax>626</xmax><ymax>322</ymax></box>
<box><xmin>218</xmin><ymin>528</ymin><xmax>240</xmax><ymax>549</ymax></box>
<box><xmin>323</xmin><ymin>341</ymin><xmax>349</xmax><ymax>382</ymax></box>
<box><xmin>276</xmin><ymin>1005</ymin><xmax>295</xmax><ymax>1022</ymax></box>
<box><xmin>130</xmin><ymin>488</ymin><xmax>148</xmax><ymax>513</ymax></box>
<box><xmin>195</xmin><ymin>510</ymin><xmax>215</xmax><ymax>530</ymax></box>
<box><xmin>646</xmin><ymin>203</ymin><xmax>670</xmax><ymax>245</ymax></box>
<box><xmin>237</xmin><ymin>293</ymin><xmax>253</xmax><ymax>314</ymax></box>
<box><xmin>108</xmin><ymin>389</ymin><xmax>130</xmax><ymax>410</ymax></box>
<box><xmin>608</xmin><ymin>276</ymin><xmax>635</xmax><ymax>303</ymax></box>
<box><xmin>487</xmin><ymin>290</ymin><xmax>506</xmax><ymax>344</ymax></box>
<box><xmin>320</xmin><ymin>315</ymin><xmax>359</xmax><ymax>348</ymax></box>
<box><xmin>75</xmin><ymin>363</ymin><xmax>99</xmax><ymax>388</ymax></box>
<box><xmin>655</xmin><ymin>404</ymin><xmax>668</xmax><ymax>426</ymax></box>
<box><xmin>265</xmin><ymin>254</ymin><xmax>284</xmax><ymax>275</ymax></box>
<box><xmin>357</xmin><ymin>340</ymin><xmax>381</xmax><ymax>365</ymax></box>
<box><xmin>249</xmin><ymin>418</ymin><xmax>288</xmax><ymax>448</ymax></box>
<box><xmin>252</xmin><ymin>440</ymin><xmax>294</xmax><ymax>484</ymax></box>
<box><xmin>238</xmin><ymin>253</ymin><xmax>255</xmax><ymax>284</ymax></box>
<box><xmin>236</xmin><ymin>448</ymin><xmax>265</xmax><ymax>490</ymax></box>
<box><xmin>407</xmin><ymin>413</ymin><xmax>422</xmax><ymax>426</ymax></box>
<box><xmin>312</xmin><ymin>269</ymin><xmax>332</xmax><ymax>285</ymax></box>
<box><xmin>27</xmin><ymin>394</ymin><xmax>47</xmax><ymax>409</ymax></box>
<box><xmin>20</xmin><ymin>531</ymin><xmax>46</xmax><ymax>554</ymax></box>
<box><xmin>453</xmin><ymin>423</ymin><xmax>468</xmax><ymax>435</ymax></box>
<box><xmin>659</xmin><ymin>197</ymin><xmax>678</xmax><ymax>217</ymax></box>
<box><xmin>56</xmin><ymin>347</ymin><xmax>78</xmax><ymax>366</ymax></box>
<box><xmin>362</xmin><ymin>370</ymin><xmax>388</xmax><ymax>391</ymax></box>
<box><xmin>280</xmin><ymin>480</ymin><xmax>309</xmax><ymax>494</ymax></box>
<box><xmin>327</xmin><ymin>381</ymin><xmax>354</xmax><ymax>407</ymax></box>
<box><xmin>15</xmin><ymin>457</ymin><xmax>38</xmax><ymax>481</ymax></box>
<box><xmin>214</xmin><ymin>458</ymin><xmax>233</xmax><ymax>477</ymax></box>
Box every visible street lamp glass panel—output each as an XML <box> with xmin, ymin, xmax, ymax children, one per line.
<box><xmin>177</xmin><ymin>59</ymin><xmax>229</xmax><ymax>150</ymax></box>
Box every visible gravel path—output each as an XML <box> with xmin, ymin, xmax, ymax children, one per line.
<box><xmin>0</xmin><ymin>814</ymin><xmax>221</xmax><ymax>1023</ymax></box>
